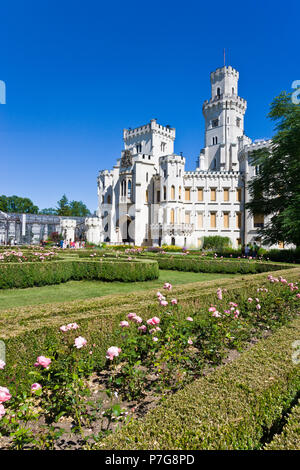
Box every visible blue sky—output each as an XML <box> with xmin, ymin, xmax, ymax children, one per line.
<box><xmin>0</xmin><ymin>0</ymin><xmax>299</xmax><ymax>213</ymax></box>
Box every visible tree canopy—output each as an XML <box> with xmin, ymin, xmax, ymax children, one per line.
<box><xmin>0</xmin><ymin>194</ymin><xmax>91</xmax><ymax>217</ymax></box>
<box><xmin>0</xmin><ymin>195</ymin><xmax>39</xmax><ymax>214</ymax></box>
<box><xmin>246</xmin><ymin>91</ymin><xmax>300</xmax><ymax>247</ymax></box>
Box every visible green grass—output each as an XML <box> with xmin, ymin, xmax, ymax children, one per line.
<box><xmin>0</xmin><ymin>270</ymin><xmax>236</xmax><ymax>310</ymax></box>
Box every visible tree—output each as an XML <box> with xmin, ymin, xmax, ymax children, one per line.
<box><xmin>56</xmin><ymin>194</ymin><xmax>71</xmax><ymax>216</ymax></box>
<box><xmin>0</xmin><ymin>195</ymin><xmax>39</xmax><ymax>214</ymax></box>
<box><xmin>69</xmin><ymin>200</ymin><xmax>91</xmax><ymax>217</ymax></box>
<box><xmin>39</xmin><ymin>208</ymin><xmax>57</xmax><ymax>215</ymax></box>
<box><xmin>55</xmin><ymin>195</ymin><xmax>91</xmax><ymax>217</ymax></box>
<box><xmin>246</xmin><ymin>92</ymin><xmax>300</xmax><ymax>247</ymax></box>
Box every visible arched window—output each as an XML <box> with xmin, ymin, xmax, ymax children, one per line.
<box><xmin>128</xmin><ymin>180</ymin><xmax>132</xmax><ymax>198</ymax></box>
<box><xmin>217</xmin><ymin>87</ymin><xmax>221</xmax><ymax>97</ymax></box>
<box><xmin>170</xmin><ymin>208</ymin><xmax>175</xmax><ymax>224</ymax></box>
<box><xmin>146</xmin><ymin>172</ymin><xmax>148</xmax><ymax>182</ymax></box>
<box><xmin>171</xmin><ymin>185</ymin><xmax>175</xmax><ymax>200</ymax></box>
<box><xmin>163</xmin><ymin>186</ymin><xmax>167</xmax><ymax>200</ymax></box>
<box><xmin>145</xmin><ymin>190</ymin><xmax>148</xmax><ymax>203</ymax></box>
<box><xmin>107</xmin><ymin>194</ymin><xmax>111</xmax><ymax>204</ymax></box>
<box><xmin>179</xmin><ymin>186</ymin><xmax>182</xmax><ymax>200</ymax></box>
<box><xmin>232</xmin><ymin>87</ymin><xmax>235</xmax><ymax>94</ymax></box>
<box><xmin>121</xmin><ymin>180</ymin><xmax>126</xmax><ymax>196</ymax></box>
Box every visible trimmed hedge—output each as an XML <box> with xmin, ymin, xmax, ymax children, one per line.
<box><xmin>0</xmin><ymin>259</ymin><xmax>159</xmax><ymax>289</ymax></box>
<box><xmin>96</xmin><ymin>317</ymin><xmax>300</xmax><ymax>450</ymax></box>
<box><xmin>264</xmin><ymin>399</ymin><xmax>300</xmax><ymax>450</ymax></box>
<box><xmin>155</xmin><ymin>256</ymin><xmax>290</xmax><ymax>274</ymax></box>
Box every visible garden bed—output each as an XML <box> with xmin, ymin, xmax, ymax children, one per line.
<box><xmin>0</xmin><ymin>269</ymin><xmax>300</xmax><ymax>449</ymax></box>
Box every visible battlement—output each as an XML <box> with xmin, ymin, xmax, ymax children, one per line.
<box><xmin>211</xmin><ymin>65</ymin><xmax>239</xmax><ymax>82</ymax></box>
<box><xmin>123</xmin><ymin>119</ymin><xmax>175</xmax><ymax>141</ymax></box>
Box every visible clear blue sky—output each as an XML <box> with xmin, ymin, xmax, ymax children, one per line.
<box><xmin>0</xmin><ymin>0</ymin><xmax>299</xmax><ymax>213</ymax></box>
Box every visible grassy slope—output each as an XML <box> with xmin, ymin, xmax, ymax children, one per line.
<box><xmin>0</xmin><ymin>270</ymin><xmax>236</xmax><ymax>310</ymax></box>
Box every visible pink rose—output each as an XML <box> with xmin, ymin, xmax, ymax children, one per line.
<box><xmin>256</xmin><ymin>304</ymin><xmax>261</xmax><ymax>310</ymax></box>
<box><xmin>127</xmin><ymin>313</ymin><xmax>137</xmax><ymax>320</ymax></box>
<box><xmin>186</xmin><ymin>317</ymin><xmax>193</xmax><ymax>322</ymax></box>
<box><xmin>132</xmin><ymin>315</ymin><xmax>143</xmax><ymax>324</ymax></box>
<box><xmin>0</xmin><ymin>404</ymin><xmax>5</xmax><ymax>419</ymax></box>
<box><xmin>106</xmin><ymin>346</ymin><xmax>121</xmax><ymax>361</ymax></box>
<box><xmin>120</xmin><ymin>320</ymin><xmax>129</xmax><ymax>328</ymax></box>
<box><xmin>171</xmin><ymin>299</ymin><xmax>178</xmax><ymax>305</ymax></box>
<box><xmin>0</xmin><ymin>386</ymin><xmax>11</xmax><ymax>403</ymax></box>
<box><xmin>217</xmin><ymin>288</ymin><xmax>222</xmax><ymax>300</ymax></box>
<box><xmin>31</xmin><ymin>383</ymin><xmax>42</xmax><ymax>392</ymax></box>
<box><xmin>160</xmin><ymin>300</ymin><xmax>168</xmax><ymax>306</ymax></box>
<box><xmin>67</xmin><ymin>323</ymin><xmax>79</xmax><ymax>330</ymax></box>
<box><xmin>138</xmin><ymin>325</ymin><xmax>147</xmax><ymax>333</ymax></box>
<box><xmin>74</xmin><ymin>336</ymin><xmax>87</xmax><ymax>349</ymax></box>
<box><xmin>188</xmin><ymin>338</ymin><xmax>193</xmax><ymax>345</ymax></box>
<box><xmin>0</xmin><ymin>360</ymin><xmax>5</xmax><ymax>370</ymax></box>
<box><xmin>147</xmin><ymin>317</ymin><xmax>160</xmax><ymax>326</ymax></box>
<box><xmin>152</xmin><ymin>337</ymin><xmax>159</xmax><ymax>342</ymax></box>
<box><xmin>35</xmin><ymin>356</ymin><xmax>51</xmax><ymax>369</ymax></box>
<box><xmin>60</xmin><ymin>325</ymin><xmax>69</xmax><ymax>332</ymax></box>
<box><xmin>163</xmin><ymin>282</ymin><xmax>172</xmax><ymax>291</ymax></box>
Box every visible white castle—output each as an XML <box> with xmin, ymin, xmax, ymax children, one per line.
<box><xmin>97</xmin><ymin>65</ymin><xmax>273</xmax><ymax>248</ymax></box>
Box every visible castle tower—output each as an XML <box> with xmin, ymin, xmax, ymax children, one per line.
<box><xmin>199</xmin><ymin>66</ymin><xmax>247</xmax><ymax>172</ymax></box>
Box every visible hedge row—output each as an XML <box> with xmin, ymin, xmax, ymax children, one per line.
<box><xmin>155</xmin><ymin>256</ymin><xmax>290</xmax><ymax>274</ymax></box>
<box><xmin>0</xmin><ymin>259</ymin><xmax>159</xmax><ymax>289</ymax></box>
<box><xmin>264</xmin><ymin>399</ymin><xmax>300</xmax><ymax>450</ymax></box>
<box><xmin>96</xmin><ymin>317</ymin><xmax>300</xmax><ymax>450</ymax></box>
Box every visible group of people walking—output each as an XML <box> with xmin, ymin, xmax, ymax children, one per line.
<box><xmin>242</xmin><ymin>243</ymin><xmax>259</xmax><ymax>257</ymax></box>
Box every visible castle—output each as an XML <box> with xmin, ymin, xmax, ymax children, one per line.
<box><xmin>97</xmin><ymin>65</ymin><xmax>272</xmax><ymax>248</ymax></box>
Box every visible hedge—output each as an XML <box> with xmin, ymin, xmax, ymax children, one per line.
<box><xmin>0</xmin><ymin>259</ymin><xmax>159</xmax><ymax>289</ymax></box>
<box><xmin>154</xmin><ymin>256</ymin><xmax>291</xmax><ymax>274</ymax></box>
<box><xmin>264</xmin><ymin>399</ymin><xmax>300</xmax><ymax>450</ymax></box>
<box><xmin>96</xmin><ymin>317</ymin><xmax>300</xmax><ymax>450</ymax></box>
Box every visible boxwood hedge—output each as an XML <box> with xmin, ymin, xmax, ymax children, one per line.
<box><xmin>0</xmin><ymin>258</ymin><xmax>159</xmax><ymax>289</ymax></box>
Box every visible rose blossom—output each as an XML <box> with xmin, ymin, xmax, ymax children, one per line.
<box><xmin>120</xmin><ymin>320</ymin><xmax>129</xmax><ymax>328</ymax></box>
<box><xmin>0</xmin><ymin>404</ymin><xmax>5</xmax><ymax>419</ymax></box>
<box><xmin>132</xmin><ymin>315</ymin><xmax>143</xmax><ymax>324</ymax></box>
<box><xmin>160</xmin><ymin>300</ymin><xmax>168</xmax><ymax>306</ymax></box>
<box><xmin>0</xmin><ymin>386</ymin><xmax>11</xmax><ymax>403</ymax></box>
<box><xmin>34</xmin><ymin>356</ymin><xmax>51</xmax><ymax>369</ymax></box>
<box><xmin>186</xmin><ymin>317</ymin><xmax>193</xmax><ymax>322</ymax></box>
<box><xmin>163</xmin><ymin>282</ymin><xmax>172</xmax><ymax>291</ymax></box>
<box><xmin>138</xmin><ymin>325</ymin><xmax>147</xmax><ymax>333</ymax></box>
<box><xmin>31</xmin><ymin>383</ymin><xmax>42</xmax><ymax>392</ymax></box>
<box><xmin>106</xmin><ymin>346</ymin><xmax>121</xmax><ymax>361</ymax></box>
<box><xmin>127</xmin><ymin>313</ymin><xmax>137</xmax><ymax>320</ymax></box>
<box><xmin>171</xmin><ymin>299</ymin><xmax>178</xmax><ymax>305</ymax></box>
<box><xmin>147</xmin><ymin>316</ymin><xmax>160</xmax><ymax>326</ymax></box>
<box><xmin>74</xmin><ymin>336</ymin><xmax>87</xmax><ymax>349</ymax></box>
<box><xmin>0</xmin><ymin>360</ymin><xmax>5</xmax><ymax>370</ymax></box>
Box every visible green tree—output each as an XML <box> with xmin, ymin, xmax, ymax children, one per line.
<box><xmin>39</xmin><ymin>208</ymin><xmax>57</xmax><ymax>215</ymax></box>
<box><xmin>246</xmin><ymin>92</ymin><xmax>300</xmax><ymax>247</ymax></box>
<box><xmin>0</xmin><ymin>195</ymin><xmax>39</xmax><ymax>214</ymax></box>
<box><xmin>69</xmin><ymin>200</ymin><xmax>91</xmax><ymax>217</ymax></box>
<box><xmin>56</xmin><ymin>194</ymin><xmax>71</xmax><ymax>216</ymax></box>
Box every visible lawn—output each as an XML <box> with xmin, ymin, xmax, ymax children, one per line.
<box><xmin>0</xmin><ymin>269</ymin><xmax>236</xmax><ymax>310</ymax></box>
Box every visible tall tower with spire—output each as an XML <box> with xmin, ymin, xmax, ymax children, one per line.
<box><xmin>198</xmin><ymin>65</ymin><xmax>247</xmax><ymax>172</ymax></box>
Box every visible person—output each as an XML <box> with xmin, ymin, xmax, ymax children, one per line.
<box><xmin>253</xmin><ymin>242</ymin><xmax>258</xmax><ymax>257</ymax></box>
<box><xmin>245</xmin><ymin>244</ymin><xmax>250</xmax><ymax>256</ymax></box>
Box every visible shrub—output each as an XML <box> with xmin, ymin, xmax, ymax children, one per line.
<box><xmin>203</xmin><ymin>236</ymin><xmax>232</xmax><ymax>250</ymax></box>
<box><xmin>0</xmin><ymin>259</ymin><xmax>159</xmax><ymax>289</ymax></box>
